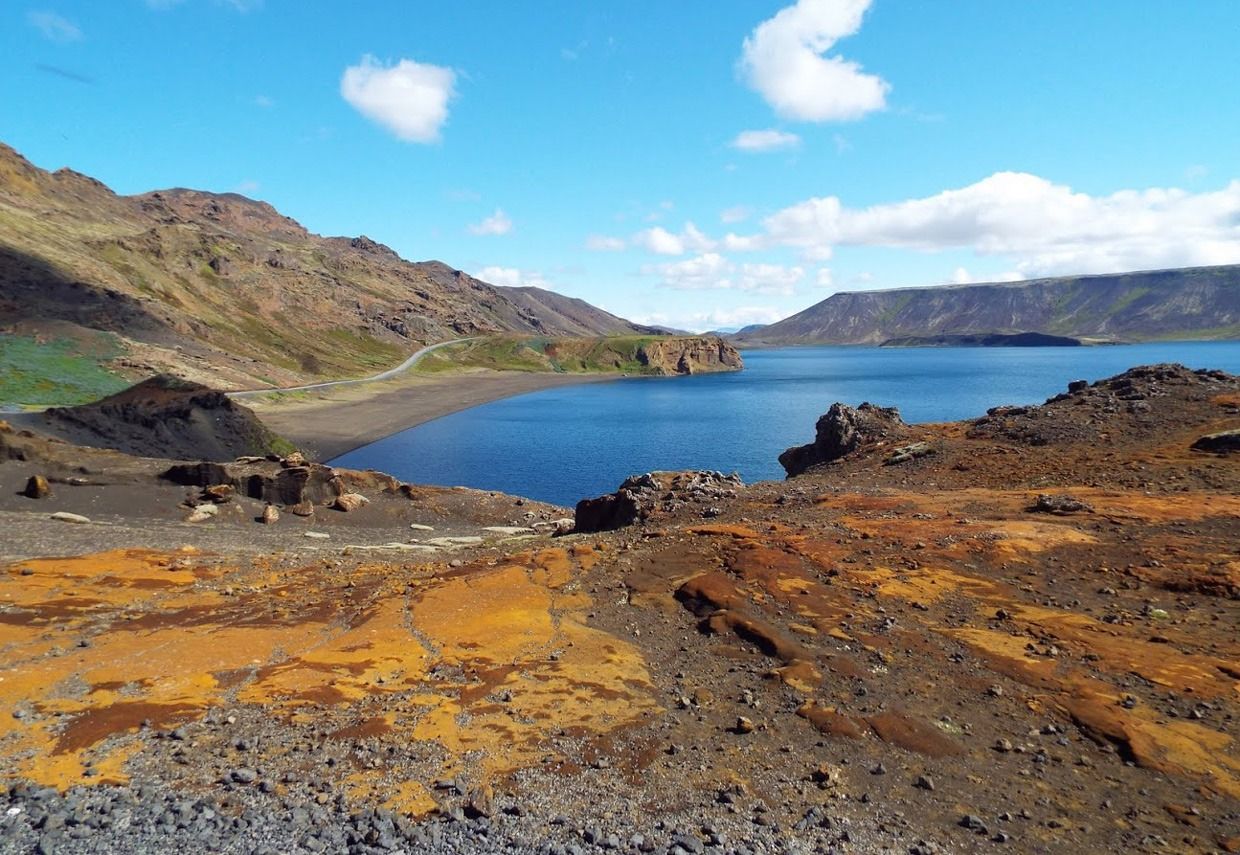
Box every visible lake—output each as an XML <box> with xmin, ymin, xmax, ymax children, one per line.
<box><xmin>331</xmin><ymin>342</ymin><xmax>1240</xmax><ymax>507</ymax></box>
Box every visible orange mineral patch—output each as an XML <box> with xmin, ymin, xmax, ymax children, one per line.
<box><xmin>0</xmin><ymin>548</ymin><xmax>660</xmax><ymax>790</ymax></box>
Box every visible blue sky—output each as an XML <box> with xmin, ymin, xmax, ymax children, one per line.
<box><xmin>5</xmin><ymin>1</ymin><xmax>1240</xmax><ymax>331</ymax></box>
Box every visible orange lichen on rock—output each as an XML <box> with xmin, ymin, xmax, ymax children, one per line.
<box><xmin>0</xmin><ymin>547</ymin><xmax>661</xmax><ymax>790</ymax></box>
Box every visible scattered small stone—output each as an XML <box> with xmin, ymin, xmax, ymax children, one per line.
<box><xmin>959</xmin><ymin>814</ymin><xmax>988</xmax><ymax>833</ymax></box>
<box><xmin>50</xmin><ymin>512</ymin><xmax>90</xmax><ymax>524</ymax></box>
<box><xmin>260</xmin><ymin>505</ymin><xmax>279</xmax><ymax>525</ymax></box>
<box><xmin>23</xmin><ymin>475</ymin><xmax>51</xmax><ymax>499</ymax></box>
<box><xmin>734</xmin><ymin>716</ymin><xmax>755</xmax><ymax>734</ymax></box>
<box><xmin>914</xmin><ymin>775</ymin><xmax>935</xmax><ymax>791</ymax></box>
<box><xmin>331</xmin><ymin>493</ymin><xmax>369</xmax><ymax>512</ymax></box>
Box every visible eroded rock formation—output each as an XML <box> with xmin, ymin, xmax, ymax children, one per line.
<box><xmin>779</xmin><ymin>402</ymin><xmax>911</xmax><ymax>476</ymax></box>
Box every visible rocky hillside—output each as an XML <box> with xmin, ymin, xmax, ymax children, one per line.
<box><xmin>415</xmin><ymin>334</ymin><xmax>743</xmax><ymax>376</ymax></box>
<box><xmin>735</xmin><ymin>264</ymin><xmax>1240</xmax><ymax>346</ymax></box>
<box><xmin>0</xmin><ymin>142</ymin><xmax>657</xmax><ymax>394</ymax></box>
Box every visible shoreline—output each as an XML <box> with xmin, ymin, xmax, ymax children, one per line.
<box><xmin>243</xmin><ymin>369</ymin><xmax>623</xmax><ymax>462</ymax></box>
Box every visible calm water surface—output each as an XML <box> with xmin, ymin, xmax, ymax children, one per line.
<box><xmin>332</xmin><ymin>343</ymin><xmax>1240</xmax><ymax>506</ymax></box>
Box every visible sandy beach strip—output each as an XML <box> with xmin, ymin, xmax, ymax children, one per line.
<box><xmin>242</xmin><ymin>370</ymin><xmax>619</xmax><ymax>461</ymax></box>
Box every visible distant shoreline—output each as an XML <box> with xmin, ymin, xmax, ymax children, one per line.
<box><xmin>244</xmin><ymin>370</ymin><xmax>623</xmax><ymax>462</ymax></box>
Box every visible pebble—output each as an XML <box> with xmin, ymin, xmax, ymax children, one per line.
<box><xmin>50</xmin><ymin>512</ymin><xmax>90</xmax><ymax>524</ymax></box>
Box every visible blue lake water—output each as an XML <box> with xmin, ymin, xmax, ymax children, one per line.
<box><xmin>331</xmin><ymin>342</ymin><xmax>1240</xmax><ymax>507</ymax></box>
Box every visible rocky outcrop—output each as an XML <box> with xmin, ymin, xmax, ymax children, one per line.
<box><xmin>635</xmin><ymin>337</ymin><xmax>743</xmax><ymax>375</ymax></box>
<box><xmin>574</xmin><ymin>471</ymin><xmax>744</xmax><ymax>533</ymax></box>
<box><xmin>162</xmin><ymin>456</ymin><xmax>344</xmax><ymax>507</ymax></box>
<box><xmin>970</xmin><ymin>364</ymin><xmax>1236</xmax><ymax>447</ymax></box>
<box><xmin>1193</xmin><ymin>429</ymin><xmax>1240</xmax><ymax>454</ymax></box>
<box><xmin>35</xmin><ymin>375</ymin><xmax>294</xmax><ymax>462</ymax></box>
<box><xmin>780</xmin><ymin>403</ymin><xmax>910</xmax><ymax>477</ymax></box>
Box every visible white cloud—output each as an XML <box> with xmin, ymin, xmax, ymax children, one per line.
<box><xmin>815</xmin><ymin>267</ymin><xmax>834</xmax><ymax>288</ymax></box>
<box><xmin>759</xmin><ymin>171</ymin><xmax>1240</xmax><ymax>276</ymax></box>
<box><xmin>720</xmin><ymin>206</ymin><xmax>752</xmax><ymax>224</ymax></box>
<box><xmin>645</xmin><ymin>254</ymin><xmax>804</xmax><ymax>296</ymax></box>
<box><xmin>474</xmin><ymin>266</ymin><xmax>550</xmax><ymax>289</ymax></box>
<box><xmin>28</xmin><ymin>10</ymin><xmax>81</xmax><ymax>42</ymax></box>
<box><xmin>635</xmin><ymin>227</ymin><xmax>685</xmax><ymax>255</ymax></box>
<box><xmin>731</xmin><ymin>129</ymin><xmax>801</xmax><ymax>152</ymax></box>
<box><xmin>736</xmin><ymin>262</ymin><xmax>805</xmax><ymax>295</ymax></box>
<box><xmin>950</xmin><ymin>267</ymin><xmax>972</xmax><ymax>285</ymax></box>
<box><xmin>739</xmin><ymin>0</ymin><xmax>889</xmax><ymax>122</ymax></box>
<box><xmin>631</xmin><ymin>306</ymin><xmax>787</xmax><ymax>334</ymax></box>
<box><xmin>234</xmin><ymin>179</ymin><xmax>260</xmax><ymax>195</ymax></box>
<box><xmin>633</xmin><ymin>222</ymin><xmax>717</xmax><ymax>256</ymax></box>
<box><xmin>721</xmin><ymin>232</ymin><xmax>766</xmax><ymax>252</ymax></box>
<box><xmin>253</xmin><ymin>94</ymin><xmax>274</xmax><ymax>108</ymax></box>
<box><xmin>340</xmin><ymin>55</ymin><xmax>456</xmax><ymax>143</ymax></box>
<box><xmin>467</xmin><ymin>209</ymin><xmax>513</xmax><ymax>236</ymax></box>
<box><xmin>586</xmin><ymin>235</ymin><xmax>626</xmax><ymax>252</ymax></box>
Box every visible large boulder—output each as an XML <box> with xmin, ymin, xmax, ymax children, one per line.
<box><xmin>575</xmin><ymin>471</ymin><xmax>744</xmax><ymax>533</ymax></box>
<box><xmin>779</xmin><ymin>402</ymin><xmax>909</xmax><ymax>477</ymax></box>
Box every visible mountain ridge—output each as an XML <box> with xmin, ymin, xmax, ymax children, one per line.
<box><xmin>0</xmin><ymin>142</ymin><xmax>659</xmax><ymax>394</ymax></box>
<box><xmin>735</xmin><ymin>264</ymin><xmax>1240</xmax><ymax>346</ymax></box>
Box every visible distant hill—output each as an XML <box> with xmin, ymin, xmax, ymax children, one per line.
<box><xmin>0</xmin><ymin>142</ymin><xmax>656</xmax><ymax>393</ymax></box>
<box><xmin>734</xmin><ymin>266</ymin><xmax>1240</xmax><ymax>346</ymax></box>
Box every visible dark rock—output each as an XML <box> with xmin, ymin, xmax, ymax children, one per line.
<box><xmin>575</xmin><ymin>470</ymin><xmax>743</xmax><ymax>533</ymax></box>
<box><xmin>780</xmin><ymin>402</ymin><xmax>910</xmax><ymax>476</ymax></box>
<box><xmin>1029</xmin><ymin>493</ymin><xmax>1093</xmax><ymax>515</ymax></box>
<box><xmin>40</xmin><ymin>374</ymin><xmax>292</xmax><ymax>462</ymax></box>
<box><xmin>23</xmin><ymin>475</ymin><xmax>51</xmax><ymax>499</ymax></box>
<box><xmin>1191</xmin><ymin>429</ymin><xmax>1240</xmax><ymax>454</ymax></box>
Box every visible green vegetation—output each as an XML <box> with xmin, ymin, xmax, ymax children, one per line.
<box><xmin>416</xmin><ymin>335</ymin><xmax>668</xmax><ymax>375</ymax></box>
<box><xmin>0</xmin><ymin>333</ymin><xmax>130</xmax><ymax>407</ymax></box>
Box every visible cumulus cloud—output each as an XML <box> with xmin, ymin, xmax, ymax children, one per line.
<box><xmin>341</xmin><ymin>55</ymin><xmax>456</xmax><ymax>143</ymax></box>
<box><xmin>468</xmin><ymin>209</ymin><xmax>513</xmax><ymax>236</ymax></box>
<box><xmin>731</xmin><ymin>129</ymin><xmax>801</xmax><ymax>152</ymax></box>
<box><xmin>28</xmin><ymin>11</ymin><xmax>82</xmax><ymax>42</ymax></box>
<box><xmin>739</xmin><ymin>0</ymin><xmax>888</xmax><ymax>122</ymax></box>
<box><xmin>759</xmin><ymin>171</ymin><xmax>1240</xmax><ymax>275</ymax></box>
<box><xmin>474</xmin><ymin>266</ymin><xmax>549</xmax><ymax>289</ymax></box>
<box><xmin>720</xmin><ymin>206</ymin><xmax>752</xmax><ymax>224</ymax></box>
<box><xmin>815</xmin><ymin>268</ymin><xmax>834</xmax><ymax>288</ymax></box>
<box><xmin>645</xmin><ymin>254</ymin><xmax>804</xmax><ymax>296</ymax></box>
<box><xmin>633</xmin><ymin>223</ymin><xmax>716</xmax><ymax>256</ymax></box>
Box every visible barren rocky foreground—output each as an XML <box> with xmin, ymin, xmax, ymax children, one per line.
<box><xmin>0</xmin><ymin>365</ymin><xmax>1237</xmax><ymax>854</ymax></box>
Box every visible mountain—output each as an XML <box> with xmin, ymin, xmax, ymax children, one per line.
<box><xmin>0</xmin><ymin>142</ymin><xmax>657</xmax><ymax>391</ymax></box>
<box><xmin>734</xmin><ymin>265</ymin><xmax>1240</xmax><ymax>346</ymax></box>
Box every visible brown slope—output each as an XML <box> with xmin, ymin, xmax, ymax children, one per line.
<box><xmin>0</xmin><ymin>142</ymin><xmax>647</xmax><ymax>391</ymax></box>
